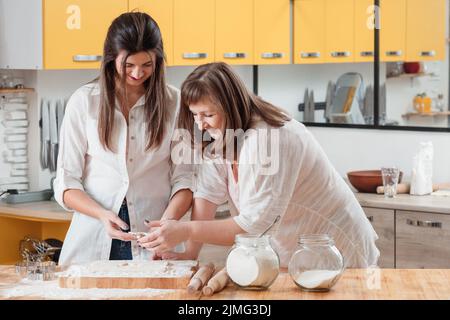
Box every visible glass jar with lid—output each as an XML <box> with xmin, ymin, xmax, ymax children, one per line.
<box><xmin>226</xmin><ymin>234</ymin><xmax>280</xmax><ymax>290</ymax></box>
<box><xmin>288</xmin><ymin>234</ymin><xmax>344</xmax><ymax>292</ymax></box>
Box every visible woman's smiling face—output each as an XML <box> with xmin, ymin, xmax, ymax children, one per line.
<box><xmin>189</xmin><ymin>99</ymin><xmax>225</xmax><ymax>140</ymax></box>
<box><xmin>115</xmin><ymin>50</ymin><xmax>155</xmax><ymax>89</ymax></box>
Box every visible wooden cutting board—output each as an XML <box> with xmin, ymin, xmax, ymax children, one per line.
<box><xmin>58</xmin><ymin>260</ymin><xmax>199</xmax><ymax>289</ymax></box>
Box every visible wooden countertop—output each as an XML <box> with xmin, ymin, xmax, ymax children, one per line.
<box><xmin>355</xmin><ymin>193</ymin><xmax>450</xmax><ymax>214</ymax></box>
<box><xmin>1</xmin><ymin>192</ymin><xmax>449</xmax><ymax>224</ymax></box>
<box><xmin>0</xmin><ymin>200</ymin><xmax>72</xmax><ymax>222</ymax></box>
<box><xmin>1</xmin><ymin>266</ymin><xmax>450</xmax><ymax>300</ymax></box>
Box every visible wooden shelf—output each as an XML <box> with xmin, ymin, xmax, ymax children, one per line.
<box><xmin>402</xmin><ymin>111</ymin><xmax>450</xmax><ymax>119</ymax></box>
<box><xmin>0</xmin><ymin>88</ymin><xmax>34</xmax><ymax>94</ymax></box>
<box><xmin>387</xmin><ymin>72</ymin><xmax>435</xmax><ymax>79</ymax></box>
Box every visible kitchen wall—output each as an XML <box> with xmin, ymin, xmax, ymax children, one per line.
<box><xmin>13</xmin><ymin>61</ymin><xmax>449</xmax><ymax>192</ymax></box>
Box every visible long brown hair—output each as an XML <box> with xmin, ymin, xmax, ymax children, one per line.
<box><xmin>179</xmin><ymin>62</ymin><xmax>291</xmax><ymax>155</ymax></box>
<box><xmin>98</xmin><ymin>12</ymin><xmax>168</xmax><ymax>151</ymax></box>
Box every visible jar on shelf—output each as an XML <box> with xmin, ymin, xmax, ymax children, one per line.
<box><xmin>288</xmin><ymin>234</ymin><xmax>344</xmax><ymax>292</ymax></box>
<box><xmin>226</xmin><ymin>234</ymin><xmax>280</xmax><ymax>290</ymax></box>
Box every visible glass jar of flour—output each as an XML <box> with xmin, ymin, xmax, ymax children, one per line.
<box><xmin>288</xmin><ymin>234</ymin><xmax>344</xmax><ymax>292</ymax></box>
<box><xmin>226</xmin><ymin>234</ymin><xmax>280</xmax><ymax>290</ymax></box>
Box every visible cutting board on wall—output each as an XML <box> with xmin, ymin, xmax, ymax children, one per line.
<box><xmin>58</xmin><ymin>260</ymin><xmax>199</xmax><ymax>289</ymax></box>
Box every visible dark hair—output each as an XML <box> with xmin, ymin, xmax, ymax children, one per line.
<box><xmin>98</xmin><ymin>12</ymin><xmax>168</xmax><ymax>151</ymax></box>
<box><xmin>179</xmin><ymin>62</ymin><xmax>291</xmax><ymax>154</ymax></box>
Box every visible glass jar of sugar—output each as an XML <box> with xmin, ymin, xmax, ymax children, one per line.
<box><xmin>288</xmin><ymin>234</ymin><xmax>344</xmax><ymax>292</ymax></box>
<box><xmin>226</xmin><ymin>234</ymin><xmax>280</xmax><ymax>290</ymax></box>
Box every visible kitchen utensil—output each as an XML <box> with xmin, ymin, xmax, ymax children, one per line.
<box><xmin>347</xmin><ymin>170</ymin><xmax>403</xmax><ymax>193</ymax></box>
<box><xmin>304</xmin><ymin>90</ymin><xmax>315</xmax><ymax>122</ymax></box>
<box><xmin>5</xmin><ymin>111</ymin><xmax>27</xmax><ymax>120</ymax></box>
<box><xmin>202</xmin><ymin>267</ymin><xmax>229</xmax><ymax>296</ymax></box>
<box><xmin>381</xmin><ymin>167</ymin><xmax>400</xmax><ymax>198</ymax></box>
<box><xmin>303</xmin><ymin>88</ymin><xmax>309</xmax><ymax>122</ymax></box>
<box><xmin>329</xmin><ymin>73</ymin><xmax>365</xmax><ymax>124</ymax></box>
<box><xmin>2</xmin><ymin>120</ymin><xmax>28</xmax><ymax>127</ymax></box>
<box><xmin>2</xmin><ymin>189</ymin><xmax>53</xmax><ymax>204</ymax></box>
<box><xmin>187</xmin><ymin>263</ymin><xmax>215</xmax><ymax>294</ymax></box>
<box><xmin>260</xmin><ymin>215</ymin><xmax>281</xmax><ymax>237</ymax></box>
<box><xmin>58</xmin><ymin>260</ymin><xmax>199</xmax><ymax>289</ymax></box>
<box><xmin>4</xmin><ymin>134</ymin><xmax>26</xmax><ymax>142</ymax></box>
<box><xmin>3</xmin><ymin>103</ymin><xmax>27</xmax><ymax>111</ymax></box>
<box><xmin>403</xmin><ymin>62</ymin><xmax>420</xmax><ymax>74</ymax></box>
<box><xmin>7</xmin><ymin>142</ymin><xmax>27</xmax><ymax>150</ymax></box>
<box><xmin>40</xmin><ymin>99</ymin><xmax>50</xmax><ymax>170</ymax></box>
<box><xmin>49</xmin><ymin>100</ymin><xmax>58</xmax><ymax>172</ymax></box>
<box><xmin>57</xmin><ymin>98</ymin><xmax>65</xmax><ymax>137</ymax></box>
<box><xmin>4</xmin><ymin>127</ymin><xmax>28</xmax><ymax>135</ymax></box>
<box><xmin>324</xmin><ymin>81</ymin><xmax>335</xmax><ymax>122</ymax></box>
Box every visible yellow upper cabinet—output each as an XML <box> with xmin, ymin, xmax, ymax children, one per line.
<box><xmin>173</xmin><ymin>0</ymin><xmax>214</xmax><ymax>66</ymax></box>
<box><xmin>354</xmin><ymin>0</ymin><xmax>375</xmax><ymax>62</ymax></box>
<box><xmin>129</xmin><ymin>0</ymin><xmax>174</xmax><ymax>66</ymax></box>
<box><xmin>294</xmin><ymin>0</ymin><xmax>326</xmax><ymax>64</ymax></box>
<box><xmin>406</xmin><ymin>0</ymin><xmax>446</xmax><ymax>61</ymax></box>
<box><xmin>43</xmin><ymin>0</ymin><xmax>127</xmax><ymax>69</ymax></box>
<box><xmin>215</xmin><ymin>0</ymin><xmax>253</xmax><ymax>65</ymax></box>
<box><xmin>254</xmin><ymin>0</ymin><xmax>290</xmax><ymax>65</ymax></box>
<box><xmin>380</xmin><ymin>0</ymin><xmax>406</xmax><ymax>62</ymax></box>
<box><xmin>325</xmin><ymin>0</ymin><xmax>354</xmax><ymax>63</ymax></box>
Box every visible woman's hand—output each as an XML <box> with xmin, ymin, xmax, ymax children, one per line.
<box><xmin>137</xmin><ymin>220</ymin><xmax>191</xmax><ymax>254</ymax></box>
<box><xmin>99</xmin><ymin>210</ymin><xmax>136</xmax><ymax>241</ymax></box>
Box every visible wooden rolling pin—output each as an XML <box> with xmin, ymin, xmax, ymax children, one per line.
<box><xmin>202</xmin><ymin>267</ymin><xmax>229</xmax><ymax>296</ymax></box>
<box><xmin>187</xmin><ymin>262</ymin><xmax>215</xmax><ymax>294</ymax></box>
<box><xmin>376</xmin><ymin>183</ymin><xmax>450</xmax><ymax>194</ymax></box>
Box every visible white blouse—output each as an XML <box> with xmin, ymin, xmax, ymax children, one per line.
<box><xmin>194</xmin><ymin>119</ymin><xmax>380</xmax><ymax>268</ymax></box>
<box><xmin>54</xmin><ymin>83</ymin><xmax>193</xmax><ymax>266</ymax></box>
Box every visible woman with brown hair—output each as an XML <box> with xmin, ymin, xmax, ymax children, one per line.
<box><xmin>139</xmin><ymin>62</ymin><xmax>380</xmax><ymax>268</ymax></box>
<box><xmin>53</xmin><ymin>12</ymin><xmax>193</xmax><ymax>265</ymax></box>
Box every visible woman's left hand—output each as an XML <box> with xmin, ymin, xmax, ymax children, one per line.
<box><xmin>137</xmin><ymin>220</ymin><xmax>191</xmax><ymax>254</ymax></box>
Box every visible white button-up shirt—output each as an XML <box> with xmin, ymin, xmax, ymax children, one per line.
<box><xmin>194</xmin><ymin>119</ymin><xmax>380</xmax><ymax>268</ymax></box>
<box><xmin>54</xmin><ymin>83</ymin><xmax>193</xmax><ymax>266</ymax></box>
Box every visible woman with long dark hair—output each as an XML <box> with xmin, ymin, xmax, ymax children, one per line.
<box><xmin>54</xmin><ymin>12</ymin><xmax>193</xmax><ymax>265</ymax></box>
<box><xmin>139</xmin><ymin>62</ymin><xmax>379</xmax><ymax>268</ymax></box>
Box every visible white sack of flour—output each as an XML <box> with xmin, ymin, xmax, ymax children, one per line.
<box><xmin>410</xmin><ymin>142</ymin><xmax>433</xmax><ymax>196</ymax></box>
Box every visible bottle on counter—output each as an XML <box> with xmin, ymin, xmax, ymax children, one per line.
<box><xmin>288</xmin><ymin>234</ymin><xmax>344</xmax><ymax>292</ymax></box>
<box><xmin>226</xmin><ymin>234</ymin><xmax>280</xmax><ymax>290</ymax></box>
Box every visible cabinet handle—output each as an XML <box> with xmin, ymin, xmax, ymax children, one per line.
<box><xmin>367</xmin><ymin>216</ymin><xmax>374</xmax><ymax>222</ymax></box>
<box><xmin>261</xmin><ymin>52</ymin><xmax>283</xmax><ymax>59</ymax></box>
<box><xmin>331</xmin><ymin>51</ymin><xmax>351</xmax><ymax>58</ymax></box>
<box><xmin>385</xmin><ymin>50</ymin><xmax>402</xmax><ymax>57</ymax></box>
<box><xmin>182</xmin><ymin>53</ymin><xmax>208</xmax><ymax>59</ymax></box>
<box><xmin>360</xmin><ymin>51</ymin><xmax>374</xmax><ymax>57</ymax></box>
<box><xmin>420</xmin><ymin>51</ymin><xmax>436</xmax><ymax>57</ymax></box>
<box><xmin>73</xmin><ymin>55</ymin><xmax>102</xmax><ymax>62</ymax></box>
<box><xmin>406</xmin><ymin>219</ymin><xmax>442</xmax><ymax>229</ymax></box>
<box><xmin>301</xmin><ymin>52</ymin><xmax>320</xmax><ymax>58</ymax></box>
<box><xmin>223</xmin><ymin>52</ymin><xmax>246</xmax><ymax>59</ymax></box>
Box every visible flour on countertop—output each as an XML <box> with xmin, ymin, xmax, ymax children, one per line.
<box><xmin>0</xmin><ymin>278</ymin><xmax>174</xmax><ymax>300</ymax></box>
<box><xmin>59</xmin><ymin>260</ymin><xmax>198</xmax><ymax>278</ymax></box>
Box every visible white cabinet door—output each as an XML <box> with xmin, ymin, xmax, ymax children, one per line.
<box><xmin>0</xmin><ymin>0</ymin><xmax>43</xmax><ymax>69</ymax></box>
<box><xmin>363</xmin><ymin>207</ymin><xmax>395</xmax><ymax>268</ymax></box>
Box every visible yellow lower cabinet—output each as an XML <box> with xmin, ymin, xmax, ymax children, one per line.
<box><xmin>44</xmin><ymin>0</ymin><xmax>128</xmax><ymax>69</ymax></box>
